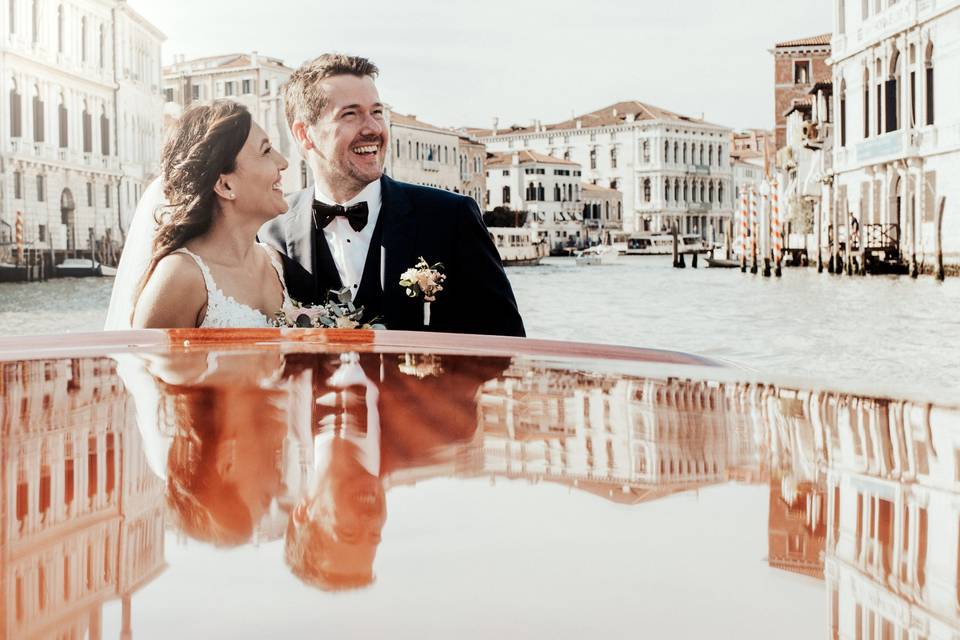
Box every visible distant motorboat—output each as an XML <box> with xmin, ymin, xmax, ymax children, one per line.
<box><xmin>625</xmin><ymin>233</ymin><xmax>709</xmax><ymax>256</ymax></box>
<box><xmin>575</xmin><ymin>245</ymin><xmax>618</xmax><ymax>266</ymax></box>
<box><xmin>488</xmin><ymin>227</ymin><xmax>549</xmax><ymax>266</ymax></box>
<box><xmin>706</xmin><ymin>256</ymin><xmax>741</xmax><ymax>269</ymax></box>
<box><xmin>56</xmin><ymin>258</ymin><xmax>116</xmax><ymax>278</ymax></box>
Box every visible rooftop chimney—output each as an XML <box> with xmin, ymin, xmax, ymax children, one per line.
<box><xmin>251</xmin><ymin>50</ymin><xmax>259</xmax><ymax>66</ymax></box>
<box><xmin>492</xmin><ymin>117</ymin><xmax>499</xmax><ymax>135</ymax></box>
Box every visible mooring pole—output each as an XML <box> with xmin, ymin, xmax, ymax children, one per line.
<box><xmin>935</xmin><ymin>196</ymin><xmax>946</xmax><ymax>282</ymax></box>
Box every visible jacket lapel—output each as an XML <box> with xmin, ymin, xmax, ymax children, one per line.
<box><xmin>286</xmin><ymin>187</ymin><xmax>342</xmax><ymax>301</ymax></box>
<box><xmin>379</xmin><ymin>177</ymin><xmax>419</xmax><ymax>327</ymax></box>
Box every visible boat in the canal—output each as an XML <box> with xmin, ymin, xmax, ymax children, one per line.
<box><xmin>54</xmin><ymin>258</ymin><xmax>117</xmax><ymax>277</ymax></box>
<box><xmin>488</xmin><ymin>226</ymin><xmax>549</xmax><ymax>266</ymax></box>
<box><xmin>624</xmin><ymin>232</ymin><xmax>709</xmax><ymax>255</ymax></box>
<box><xmin>706</xmin><ymin>256</ymin><xmax>741</xmax><ymax>268</ymax></box>
<box><xmin>574</xmin><ymin>244</ymin><xmax>618</xmax><ymax>266</ymax></box>
<box><xmin>2</xmin><ymin>328</ymin><xmax>958</xmax><ymax>638</ymax></box>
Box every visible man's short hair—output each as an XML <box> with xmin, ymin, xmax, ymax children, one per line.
<box><xmin>284</xmin><ymin>517</ymin><xmax>374</xmax><ymax>592</ymax></box>
<box><xmin>282</xmin><ymin>53</ymin><xmax>379</xmax><ymax>129</ymax></box>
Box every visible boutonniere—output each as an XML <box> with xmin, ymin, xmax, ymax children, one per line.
<box><xmin>399</xmin><ymin>257</ymin><xmax>446</xmax><ymax>327</ymax></box>
<box><xmin>274</xmin><ymin>288</ymin><xmax>385</xmax><ymax>330</ymax></box>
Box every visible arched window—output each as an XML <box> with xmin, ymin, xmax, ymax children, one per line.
<box><xmin>709</xmin><ymin>182</ymin><xmax>715</xmax><ymax>203</ymax></box>
<box><xmin>554</xmin><ymin>183</ymin><xmax>561</xmax><ymax>201</ymax></box>
<box><xmin>81</xmin><ymin>17</ymin><xmax>87</xmax><ymax>63</ymax></box>
<box><xmin>885</xmin><ymin>48</ymin><xmax>901</xmax><ymax>132</ymax></box>
<box><xmin>537</xmin><ymin>182</ymin><xmax>544</xmax><ymax>201</ymax></box>
<box><xmin>32</xmin><ymin>85</ymin><xmax>44</xmax><ymax>143</ymax></box>
<box><xmin>717</xmin><ymin>145</ymin><xmax>723</xmax><ymax>166</ymax></box>
<box><xmin>641</xmin><ymin>141</ymin><xmax>649</xmax><ymax>162</ymax></box>
<box><xmin>683</xmin><ymin>180</ymin><xmax>689</xmax><ymax>202</ymax></box>
<box><xmin>925</xmin><ymin>42</ymin><xmax>934</xmax><ymax>125</ymax></box>
<box><xmin>643</xmin><ymin>179</ymin><xmax>651</xmax><ymax>203</ymax></box>
<box><xmin>673</xmin><ymin>141</ymin><xmax>679</xmax><ymax>164</ymax></box>
<box><xmin>863</xmin><ymin>67</ymin><xmax>870</xmax><ymax>138</ymax></box>
<box><xmin>57</xmin><ymin>5</ymin><xmax>63</xmax><ymax>53</ymax></box>
<box><xmin>674</xmin><ymin>180</ymin><xmax>680</xmax><ymax>202</ymax></box>
<box><xmin>718</xmin><ymin>182</ymin><xmax>724</xmax><ymax>205</ymax></box>
<box><xmin>617</xmin><ymin>201</ymin><xmax>622</xmax><ymax>220</ymax></box>
<box><xmin>664</xmin><ymin>140</ymin><xmax>670</xmax><ymax>163</ymax></box>
<box><xmin>664</xmin><ymin>178</ymin><xmax>671</xmax><ymax>202</ymax></box>
<box><xmin>82</xmin><ymin>100</ymin><xmax>92</xmax><ymax>153</ymax></box>
<box><xmin>699</xmin><ymin>144</ymin><xmax>705</xmax><ymax>165</ymax></box>
<box><xmin>682</xmin><ymin>142</ymin><xmax>688</xmax><ymax>164</ymax></box>
<box><xmin>100</xmin><ymin>106</ymin><xmax>109</xmax><ymax>155</ymax></box>
<box><xmin>9</xmin><ymin>80</ymin><xmax>22</xmax><ymax>138</ymax></box>
<box><xmin>839</xmin><ymin>79</ymin><xmax>847</xmax><ymax>146</ymax></box>
<box><xmin>700</xmin><ymin>181</ymin><xmax>706</xmax><ymax>202</ymax></box>
<box><xmin>58</xmin><ymin>93</ymin><xmax>68</xmax><ymax>148</ymax></box>
<box><xmin>589</xmin><ymin>148</ymin><xmax>597</xmax><ymax>169</ymax></box>
<box><xmin>691</xmin><ymin>179</ymin><xmax>698</xmax><ymax>203</ymax></box>
<box><xmin>31</xmin><ymin>0</ymin><xmax>39</xmax><ymax>44</ymax></box>
<box><xmin>502</xmin><ymin>185</ymin><xmax>510</xmax><ymax>204</ymax></box>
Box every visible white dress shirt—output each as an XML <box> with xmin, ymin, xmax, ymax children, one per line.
<box><xmin>314</xmin><ymin>180</ymin><xmax>382</xmax><ymax>300</ymax></box>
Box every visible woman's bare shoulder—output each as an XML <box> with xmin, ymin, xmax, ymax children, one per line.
<box><xmin>132</xmin><ymin>252</ymin><xmax>208</xmax><ymax>328</ymax></box>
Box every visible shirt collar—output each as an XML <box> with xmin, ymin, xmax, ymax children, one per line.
<box><xmin>314</xmin><ymin>179</ymin><xmax>382</xmax><ymax>209</ymax></box>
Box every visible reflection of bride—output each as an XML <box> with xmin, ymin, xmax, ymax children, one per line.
<box><xmin>105</xmin><ymin>100</ymin><xmax>290</xmax><ymax>330</ymax></box>
<box><xmin>115</xmin><ymin>351</ymin><xmax>288</xmax><ymax>546</ymax></box>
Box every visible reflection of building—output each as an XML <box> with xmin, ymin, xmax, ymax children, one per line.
<box><xmin>477</xmin><ymin>101</ymin><xmax>733</xmax><ymax>239</ymax></box>
<box><xmin>476</xmin><ymin>367</ymin><xmax>729</xmax><ymax>503</ymax></box>
<box><xmin>162</xmin><ymin>52</ymin><xmax>303</xmax><ymax>195</ymax></box>
<box><xmin>1</xmin><ymin>357</ymin><xmax>165</xmax><ymax>639</ymax></box>
<box><xmin>1</xmin><ymin>1</ymin><xmax>165</xmax><ymax>262</ymax></box>
<box><xmin>823</xmin><ymin>397</ymin><xmax>960</xmax><ymax>639</ymax></box>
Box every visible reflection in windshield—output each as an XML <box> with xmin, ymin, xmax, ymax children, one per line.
<box><xmin>2</xmin><ymin>352</ymin><xmax>959</xmax><ymax>636</ymax></box>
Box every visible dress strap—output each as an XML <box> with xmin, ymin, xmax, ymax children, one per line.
<box><xmin>258</xmin><ymin>243</ymin><xmax>292</xmax><ymax>306</ymax></box>
<box><xmin>172</xmin><ymin>247</ymin><xmax>217</xmax><ymax>295</ymax></box>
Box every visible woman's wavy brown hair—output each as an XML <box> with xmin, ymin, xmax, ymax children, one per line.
<box><xmin>131</xmin><ymin>100</ymin><xmax>252</xmax><ymax>322</ymax></box>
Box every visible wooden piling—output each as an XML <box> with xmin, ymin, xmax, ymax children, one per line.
<box><xmin>671</xmin><ymin>223</ymin><xmax>679</xmax><ymax>268</ymax></box>
<box><xmin>692</xmin><ymin>251</ymin><xmax>698</xmax><ymax>268</ymax></box>
<box><xmin>935</xmin><ymin>196</ymin><xmax>946</xmax><ymax>282</ymax></box>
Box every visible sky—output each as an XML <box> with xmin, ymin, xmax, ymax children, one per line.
<box><xmin>129</xmin><ymin>0</ymin><xmax>834</xmax><ymax>132</ymax></box>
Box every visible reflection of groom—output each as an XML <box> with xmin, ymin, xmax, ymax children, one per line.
<box><xmin>260</xmin><ymin>54</ymin><xmax>525</xmax><ymax>337</ymax></box>
<box><xmin>283</xmin><ymin>352</ymin><xmax>509</xmax><ymax>590</ymax></box>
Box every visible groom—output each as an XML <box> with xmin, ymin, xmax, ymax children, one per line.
<box><xmin>260</xmin><ymin>54</ymin><xmax>525</xmax><ymax>337</ymax></box>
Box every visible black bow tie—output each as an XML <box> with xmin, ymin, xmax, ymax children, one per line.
<box><xmin>313</xmin><ymin>200</ymin><xmax>369</xmax><ymax>232</ymax></box>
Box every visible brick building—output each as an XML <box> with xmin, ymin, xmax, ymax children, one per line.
<box><xmin>772</xmin><ymin>34</ymin><xmax>832</xmax><ymax>150</ymax></box>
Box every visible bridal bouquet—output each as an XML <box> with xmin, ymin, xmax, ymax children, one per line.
<box><xmin>273</xmin><ymin>287</ymin><xmax>385</xmax><ymax>330</ymax></box>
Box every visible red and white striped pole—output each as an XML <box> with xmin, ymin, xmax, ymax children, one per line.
<box><xmin>739</xmin><ymin>190</ymin><xmax>749</xmax><ymax>272</ymax></box>
<box><xmin>749</xmin><ymin>187</ymin><xmax>759</xmax><ymax>274</ymax></box>
<box><xmin>771</xmin><ymin>176</ymin><xmax>783</xmax><ymax>277</ymax></box>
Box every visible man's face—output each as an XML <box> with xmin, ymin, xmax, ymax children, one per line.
<box><xmin>305</xmin><ymin>74</ymin><xmax>388</xmax><ymax>195</ymax></box>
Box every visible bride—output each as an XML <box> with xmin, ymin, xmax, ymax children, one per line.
<box><xmin>111</xmin><ymin>100</ymin><xmax>290</xmax><ymax>329</ymax></box>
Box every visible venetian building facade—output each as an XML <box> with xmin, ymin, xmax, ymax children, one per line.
<box><xmin>0</xmin><ymin>0</ymin><xmax>163</xmax><ymax>260</ymax></box>
<box><xmin>830</xmin><ymin>0</ymin><xmax>960</xmax><ymax>272</ymax></box>
<box><xmin>772</xmin><ymin>35</ymin><xmax>832</xmax><ymax>151</ymax></box>
<box><xmin>386</xmin><ymin>111</ymin><xmax>461</xmax><ymax>193</ymax></box>
<box><xmin>580</xmin><ymin>182</ymin><xmax>624</xmax><ymax>245</ymax></box>
<box><xmin>485</xmin><ymin>150</ymin><xmax>584</xmax><ymax>252</ymax></box>
<box><xmin>1</xmin><ymin>356</ymin><xmax>165</xmax><ymax>639</ymax></box>
<box><xmin>477</xmin><ymin>101</ymin><xmax>733</xmax><ymax>239</ymax></box>
<box><xmin>162</xmin><ymin>52</ymin><xmax>303</xmax><ymax>195</ymax></box>
<box><xmin>456</xmin><ymin>132</ymin><xmax>485</xmax><ymax>209</ymax></box>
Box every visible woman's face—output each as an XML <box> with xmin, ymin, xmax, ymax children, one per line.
<box><xmin>225</xmin><ymin>121</ymin><xmax>289</xmax><ymax>222</ymax></box>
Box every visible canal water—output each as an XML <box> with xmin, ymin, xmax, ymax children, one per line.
<box><xmin>1</xmin><ymin>256</ymin><xmax>958</xmax><ymax>398</ymax></box>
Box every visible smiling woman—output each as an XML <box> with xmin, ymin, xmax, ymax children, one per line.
<box><xmin>129</xmin><ymin>100</ymin><xmax>292</xmax><ymax>330</ymax></box>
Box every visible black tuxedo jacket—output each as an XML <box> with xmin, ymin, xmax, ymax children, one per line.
<box><xmin>259</xmin><ymin>176</ymin><xmax>525</xmax><ymax>337</ymax></box>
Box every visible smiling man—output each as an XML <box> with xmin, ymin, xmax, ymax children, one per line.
<box><xmin>260</xmin><ymin>54</ymin><xmax>525</xmax><ymax>336</ymax></box>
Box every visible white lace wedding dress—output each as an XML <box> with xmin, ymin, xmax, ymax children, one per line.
<box><xmin>173</xmin><ymin>244</ymin><xmax>292</xmax><ymax>328</ymax></box>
